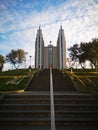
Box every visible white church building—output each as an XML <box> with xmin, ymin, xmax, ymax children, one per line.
<box><xmin>35</xmin><ymin>26</ymin><xmax>66</xmax><ymax>69</ymax></box>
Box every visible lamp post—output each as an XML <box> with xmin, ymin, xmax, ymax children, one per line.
<box><xmin>69</xmin><ymin>56</ymin><xmax>73</xmax><ymax>72</ymax></box>
<box><xmin>25</xmin><ymin>52</ymin><xmax>28</xmax><ymax>68</ymax></box>
<box><xmin>49</xmin><ymin>41</ymin><xmax>52</xmax><ymax>45</ymax></box>
<box><xmin>29</xmin><ymin>56</ymin><xmax>32</xmax><ymax>67</ymax></box>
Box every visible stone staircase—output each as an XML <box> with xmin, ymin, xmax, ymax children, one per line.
<box><xmin>27</xmin><ymin>69</ymin><xmax>50</xmax><ymax>91</ymax></box>
<box><xmin>54</xmin><ymin>92</ymin><xmax>98</xmax><ymax>126</ymax></box>
<box><xmin>0</xmin><ymin>69</ymin><xmax>98</xmax><ymax>130</ymax></box>
<box><xmin>52</xmin><ymin>69</ymin><xmax>76</xmax><ymax>91</ymax></box>
<box><xmin>52</xmin><ymin>69</ymin><xmax>98</xmax><ymax>127</ymax></box>
<box><xmin>0</xmin><ymin>92</ymin><xmax>50</xmax><ymax>126</ymax></box>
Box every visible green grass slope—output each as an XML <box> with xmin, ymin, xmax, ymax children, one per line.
<box><xmin>63</xmin><ymin>69</ymin><xmax>98</xmax><ymax>95</ymax></box>
<box><xmin>0</xmin><ymin>69</ymin><xmax>38</xmax><ymax>91</ymax></box>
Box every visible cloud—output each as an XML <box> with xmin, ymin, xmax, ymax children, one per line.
<box><xmin>0</xmin><ymin>0</ymin><xmax>98</xmax><ymax>70</ymax></box>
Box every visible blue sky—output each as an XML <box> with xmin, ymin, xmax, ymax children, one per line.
<box><xmin>0</xmin><ymin>0</ymin><xmax>98</xmax><ymax>70</ymax></box>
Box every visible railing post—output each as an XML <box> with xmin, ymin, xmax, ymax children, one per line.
<box><xmin>50</xmin><ymin>67</ymin><xmax>55</xmax><ymax>130</ymax></box>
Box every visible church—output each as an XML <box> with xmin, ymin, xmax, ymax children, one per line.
<box><xmin>35</xmin><ymin>26</ymin><xmax>66</xmax><ymax>69</ymax></box>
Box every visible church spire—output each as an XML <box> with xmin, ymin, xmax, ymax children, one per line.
<box><xmin>60</xmin><ymin>21</ymin><xmax>62</xmax><ymax>29</ymax></box>
<box><xmin>60</xmin><ymin>25</ymin><xmax>62</xmax><ymax>29</ymax></box>
<box><xmin>39</xmin><ymin>24</ymin><xmax>41</xmax><ymax>30</ymax></box>
<box><xmin>35</xmin><ymin>25</ymin><xmax>44</xmax><ymax>69</ymax></box>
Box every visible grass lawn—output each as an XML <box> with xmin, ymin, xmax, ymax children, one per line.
<box><xmin>0</xmin><ymin>77</ymin><xmax>29</xmax><ymax>91</ymax></box>
<box><xmin>65</xmin><ymin>69</ymin><xmax>98</xmax><ymax>94</ymax></box>
<box><xmin>0</xmin><ymin>69</ymin><xmax>29</xmax><ymax>76</ymax></box>
<box><xmin>0</xmin><ymin>69</ymin><xmax>39</xmax><ymax>91</ymax></box>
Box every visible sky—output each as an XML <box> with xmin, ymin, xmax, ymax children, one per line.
<box><xmin>0</xmin><ymin>0</ymin><xmax>98</xmax><ymax>70</ymax></box>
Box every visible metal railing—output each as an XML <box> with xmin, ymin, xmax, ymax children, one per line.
<box><xmin>50</xmin><ymin>68</ymin><xmax>55</xmax><ymax>130</ymax></box>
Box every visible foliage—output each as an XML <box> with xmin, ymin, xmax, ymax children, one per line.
<box><xmin>68</xmin><ymin>38</ymin><xmax>98</xmax><ymax>70</ymax></box>
<box><xmin>6</xmin><ymin>49</ymin><xmax>26</xmax><ymax>69</ymax></box>
<box><xmin>0</xmin><ymin>54</ymin><xmax>5</xmax><ymax>72</ymax></box>
<box><xmin>68</xmin><ymin>44</ymin><xmax>80</xmax><ymax>68</ymax></box>
<box><xmin>68</xmin><ymin>44</ymin><xmax>79</xmax><ymax>61</ymax></box>
<box><xmin>88</xmin><ymin>39</ymin><xmax>98</xmax><ymax>70</ymax></box>
<box><xmin>80</xmin><ymin>38</ymin><xmax>98</xmax><ymax>70</ymax></box>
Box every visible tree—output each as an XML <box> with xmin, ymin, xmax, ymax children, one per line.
<box><xmin>68</xmin><ymin>38</ymin><xmax>98</xmax><ymax>70</ymax></box>
<box><xmin>0</xmin><ymin>54</ymin><xmax>5</xmax><ymax>71</ymax></box>
<box><xmin>6</xmin><ymin>49</ymin><xmax>26</xmax><ymax>69</ymax></box>
<box><xmin>68</xmin><ymin>44</ymin><xmax>80</xmax><ymax>68</ymax></box>
<box><xmin>78</xmin><ymin>42</ymin><xmax>89</xmax><ymax>68</ymax></box>
<box><xmin>79</xmin><ymin>39</ymin><xmax>98</xmax><ymax>70</ymax></box>
<box><xmin>88</xmin><ymin>39</ymin><xmax>98</xmax><ymax>71</ymax></box>
<box><xmin>68</xmin><ymin>44</ymin><xmax>79</xmax><ymax>61</ymax></box>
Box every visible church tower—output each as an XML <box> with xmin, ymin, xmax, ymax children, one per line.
<box><xmin>57</xmin><ymin>26</ymin><xmax>66</xmax><ymax>69</ymax></box>
<box><xmin>35</xmin><ymin>26</ymin><xmax>44</xmax><ymax>68</ymax></box>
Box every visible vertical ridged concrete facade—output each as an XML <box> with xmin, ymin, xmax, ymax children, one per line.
<box><xmin>57</xmin><ymin>26</ymin><xmax>66</xmax><ymax>69</ymax></box>
<box><xmin>35</xmin><ymin>26</ymin><xmax>44</xmax><ymax>69</ymax></box>
<box><xmin>35</xmin><ymin>26</ymin><xmax>66</xmax><ymax>69</ymax></box>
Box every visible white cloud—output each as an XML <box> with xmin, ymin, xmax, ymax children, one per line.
<box><xmin>0</xmin><ymin>0</ymin><xmax>98</xmax><ymax>70</ymax></box>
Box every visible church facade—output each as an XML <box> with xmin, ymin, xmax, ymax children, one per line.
<box><xmin>35</xmin><ymin>26</ymin><xmax>66</xmax><ymax>69</ymax></box>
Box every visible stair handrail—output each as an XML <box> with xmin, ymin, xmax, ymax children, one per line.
<box><xmin>50</xmin><ymin>67</ymin><xmax>55</xmax><ymax>130</ymax></box>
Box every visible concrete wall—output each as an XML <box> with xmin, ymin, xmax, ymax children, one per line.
<box><xmin>44</xmin><ymin>47</ymin><xmax>48</xmax><ymax>68</ymax></box>
<box><xmin>53</xmin><ymin>47</ymin><xmax>58</xmax><ymax>68</ymax></box>
<box><xmin>44</xmin><ymin>46</ymin><xmax>59</xmax><ymax>68</ymax></box>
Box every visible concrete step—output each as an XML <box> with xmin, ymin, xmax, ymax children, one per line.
<box><xmin>55</xmin><ymin>110</ymin><xmax>98</xmax><ymax>119</ymax></box>
<box><xmin>5</xmin><ymin>94</ymin><xmax>50</xmax><ymax>100</ymax></box>
<box><xmin>1</xmin><ymin>104</ymin><xmax>92</xmax><ymax>111</ymax></box>
<box><xmin>0</xmin><ymin>110</ymin><xmax>50</xmax><ymax>118</ymax></box>
<box><xmin>4</xmin><ymin>92</ymin><xmax>97</xmax><ymax>100</ymax></box>
<box><xmin>55</xmin><ymin>117</ymin><xmax>98</xmax><ymax>125</ymax></box>
<box><xmin>0</xmin><ymin>117</ymin><xmax>50</xmax><ymax>126</ymax></box>
<box><xmin>27</xmin><ymin>88</ymin><xmax>50</xmax><ymax>91</ymax></box>
<box><xmin>54</xmin><ymin>99</ymin><xmax>98</xmax><ymax>104</ymax></box>
<box><xmin>55</xmin><ymin>112</ymin><xmax>98</xmax><ymax>118</ymax></box>
<box><xmin>5</xmin><ymin>95</ymin><xmax>96</xmax><ymax>100</ymax></box>
<box><xmin>0</xmin><ymin>110</ymin><xmax>98</xmax><ymax>118</ymax></box>
<box><xmin>54</xmin><ymin>94</ymin><xmax>98</xmax><ymax>99</ymax></box>
<box><xmin>2</xmin><ymin>98</ymin><xmax>98</xmax><ymax>104</ymax></box>
<box><xmin>0</xmin><ymin>104</ymin><xmax>50</xmax><ymax>110</ymax></box>
<box><xmin>2</xmin><ymin>99</ymin><xmax>50</xmax><ymax>104</ymax></box>
<box><xmin>0</xmin><ymin>117</ymin><xmax>98</xmax><ymax>126</ymax></box>
<box><xmin>0</xmin><ymin>109</ymin><xmax>98</xmax><ymax>113</ymax></box>
<box><xmin>54</xmin><ymin>104</ymin><xmax>98</xmax><ymax>110</ymax></box>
